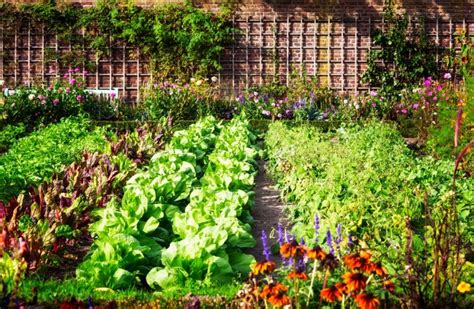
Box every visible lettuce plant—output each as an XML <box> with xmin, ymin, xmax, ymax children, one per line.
<box><xmin>147</xmin><ymin>117</ymin><xmax>258</xmax><ymax>290</ymax></box>
<box><xmin>77</xmin><ymin>117</ymin><xmax>221</xmax><ymax>289</ymax></box>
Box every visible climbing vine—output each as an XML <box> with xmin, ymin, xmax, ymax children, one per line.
<box><xmin>361</xmin><ymin>5</ymin><xmax>438</xmax><ymax>98</ymax></box>
<box><xmin>0</xmin><ymin>0</ymin><xmax>235</xmax><ymax>81</ymax></box>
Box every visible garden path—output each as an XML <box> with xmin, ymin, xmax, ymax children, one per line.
<box><xmin>248</xmin><ymin>160</ymin><xmax>289</xmax><ymax>261</ymax></box>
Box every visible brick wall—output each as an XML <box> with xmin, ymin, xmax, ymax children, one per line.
<box><xmin>1</xmin><ymin>1</ymin><xmax>473</xmax><ymax>100</ymax></box>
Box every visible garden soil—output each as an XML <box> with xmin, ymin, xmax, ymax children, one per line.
<box><xmin>247</xmin><ymin>160</ymin><xmax>289</xmax><ymax>261</ymax></box>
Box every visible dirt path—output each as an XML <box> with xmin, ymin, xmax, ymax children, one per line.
<box><xmin>248</xmin><ymin>160</ymin><xmax>289</xmax><ymax>261</ymax></box>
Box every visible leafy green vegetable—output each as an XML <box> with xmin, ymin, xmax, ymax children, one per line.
<box><xmin>77</xmin><ymin>117</ymin><xmax>221</xmax><ymax>289</ymax></box>
<box><xmin>0</xmin><ymin>117</ymin><xmax>106</xmax><ymax>202</ymax></box>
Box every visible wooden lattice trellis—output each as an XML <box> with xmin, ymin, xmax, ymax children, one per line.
<box><xmin>0</xmin><ymin>14</ymin><xmax>472</xmax><ymax>101</ymax></box>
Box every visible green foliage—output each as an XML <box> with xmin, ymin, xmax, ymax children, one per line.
<box><xmin>0</xmin><ymin>124</ymin><xmax>167</xmax><ymax>274</ymax></box>
<box><xmin>0</xmin><ymin>117</ymin><xmax>107</xmax><ymax>202</ymax></box>
<box><xmin>361</xmin><ymin>6</ymin><xmax>438</xmax><ymax>101</ymax></box>
<box><xmin>78</xmin><ymin>116</ymin><xmax>257</xmax><ymax>291</ymax></box>
<box><xmin>0</xmin><ymin>1</ymin><xmax>234</xmax><ymax>81</ymax></box>
<box><xmin>77</xmin><ymin>117</ymin><xmax>221</xmax><ymax>289</ymax></box>
<box><xmin>265</xmin><ymin>121</ymin><xmax>473</xmax><ymax>305</ymax></box>
<box><xmin>0</xmin><ymin>124</ymin><xmax>25</xmax><ymax>153</ymax></box>
<box><xmin>17</xmin><ymin>277</ymin><xmax>239</xmax><ymax>305</ymax></box>
<box><xmin>149</xmin><ymin>116</ymin><xmax>258</xmax><ymax>290</ymax></box>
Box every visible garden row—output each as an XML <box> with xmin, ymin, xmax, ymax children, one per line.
<box><xmin>261</xmin><ymin>121</ymin><xmax>473</xmax><ymax>307</ymax></box>
<box><xmin>1</xmin><ymin>115</ymin><xmax>259</xmax><ymax>306</ymax></box>
<box><xmin>77</xmin><ymin>116</ymin><xmax>258</xmax><ymax>290</ymax></box>
<box><xmin>0</xmin><ymin>116</ymin><xmax>168</xmax><ymax>304</ymax></box>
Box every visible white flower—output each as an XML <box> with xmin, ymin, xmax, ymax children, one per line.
<box><xmin>8</xmin><ymin>90</ymin><xmax>15</xmax><ymax>96</ymax></box>
<box><xmin>190</xmin><ymin>78</ymin><xmax>196</xmax><ymax>83</ymax></box>
<box><xmin>211</xmin><ymin>76</ymin><xmax>218</xmax><ymax>83</ymax></box>
<box><xmin>354</xmin><ymin>103</ymin><xmax>360</xmax><ymax>110</ymax></box>
<box><xmin>0</xmin><ymin>80</ymin><xmax>4</xmax><ymax>86</ymax></box>
<box><xmin>412</xmin><ymin>88</ymin><xmax>420</xmax><ymax>93</ymax></box>
<box><xmin>343</xmin><ymin>99</ymin><xmax>349</xmax><ymax>105</ymax></box>
<box><xmin>28</xmin><ymin>94</ymin><xmax>35</xmax><ymax>101</ymax></box>
<box><xmin>196</xmin><ymin>80</ymin><xmax>203</xmax><ymax>86</ymax></box>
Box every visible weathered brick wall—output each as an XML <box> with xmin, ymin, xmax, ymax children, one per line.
<box><xmin>1</xmin><ymin>1</ymin><xmax>473</xmax><ymax>100</ymax></box>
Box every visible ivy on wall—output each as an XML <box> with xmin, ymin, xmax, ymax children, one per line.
<box><xmin>0</xmin><ymin>0</ymin><xmax>235</xmax><ymax>81</ymax></box>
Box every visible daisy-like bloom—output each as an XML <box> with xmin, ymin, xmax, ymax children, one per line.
<box><xmin>288</xmin><ymin>271</ymin><xmax>309</xmax><ymax>281</ymax></box>
<box><xmin>251</xmin><ymin>260</ymin><xmax>276</xmax><ymax>276</ymax></box>
<box><xmin>268</xmin><ymin>293</ymin><xmax>291</xmax><ymax>307</ymax></box>
<box><xmin>280</xmin><ymin>240</ymin><xmax>306</xmax><ymax>259</ymax></box>
<box><xmin>457</xmin><ymin>281</ymin><xmax>471</xmax><ymax>293</ymax></box>
<box><xmin>335</xmin><ymin>282</ymin><xmax>348</xmax><ymax>294</ymax></box>
<box><xmin>320</xmin><ymin>285</ymin><xmax>343</xmax><ymax>302</ymax></box>
<box><xmin>383</xmin><ymin>280</ymin><xmax>395</xmax><ymax>293</ymax></box>
<box><xmin>343</xmin><ymin>251</ymin><xmax>372</xmax><ymax>271</ymax></box>
<box><xmin>260</xmin><ymin>282</ymin><xmax>288</xmax><ymax>299</ymax></box>
<box><xmin>370</xmin><ymin>261</ymin><xmax>388</xmax><ymax>278</ymax></box>
<box><xmin>354</xmin><ymin>293</ymin><xmax>380</xmax><ymax>309</ymax></box>
<box><xmin>342</xmin><ymin>272</ymin><xmax>367</xmax><ymax>292</ymax></box>
<box><xmin>307</xmin><ymin>246</ymin><xmax>327</xmax><ymax>260</ymax></box>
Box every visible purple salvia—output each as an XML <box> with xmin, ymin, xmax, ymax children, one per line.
<box><xmin>300</xmin><ymin>237</ymin><xmax>305</xmax><ymax>245</ymax></box>
<box><xmin>297</xmin><ymin>256</ymin><xmax>306</xmax><ymax>273</ymax></box>
<box><xmin>348</xmin><ymin>232</ymin><xmax>354</xmax><ymax>247</ymax></box>
<box><xmin>261</xmin><ymin>230</ymin><xmax>271</xmax><ymax>261</ymax></box>
<box><xmin>335</xmin><ymin>223</ymin><xmax>343</xmax><ymax>249</ymax></box>
<box><xmin>277</xmin><ymin>223</ymin><xmax>284</xmax><ymax>246</ymax></box>
<box><xmin>326</xmin><ymin>229</ymin><xmax>334</xmax><ymax>255</ymax></box>
<box><xmin>314</xmin><ymin>214</ymin><xmax>320</xmax><ymax>243</ymax></box>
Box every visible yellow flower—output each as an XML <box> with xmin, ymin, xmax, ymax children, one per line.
<box><xmin>457</xmin><ymin>281</ymin><xmax>471</xmax><ymax>293</ymax></box>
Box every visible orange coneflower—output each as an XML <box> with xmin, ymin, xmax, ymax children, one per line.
<box><xmin>335</xmin><ymin>282</ymin><xmax>348</xmax><ymax>294</ymax></box>
<box><xmin>288</xmin><ymin>271</ymin><xmax>309</xmax><ymax>281</ymax></box>
<box><xmin>342</xmin><ymin>272</ymin><xmax>367</xmax><ymax>292</ymax></box>
<box><xmin>268</xmin><ymin>293</ymin><xmax>291</xmax><ymax>307</ymax></box>
<box><xmin>370</xmin><ymin>261</ymin><xmax>388</xmax><ymax>278</ymax></box>
<box><xmin>260</xmin><ymin>282</ymin><xmax>288</xmax><ymax>299</ymax></box>
<box><xmin>343</xmin><ymin>252</ymin><xmax>372</xmax><ymax>273</ymax></box>
<box><xmin>307</xmin><ymin>245</ymin><xmax>327</xmax><ymax>260</ymax></box>
<box><xmin>280</xmin><ymin>240</ymin><xmax>306</xmax><ymax>258</ymax></box>
<box><xmin>251</xmin><ymin>260</ymin><xmax>276</xmax><ymax>276</ymax></box>
<box><xmin>343</xmin><ymin>253</ymin><xmax>360</xmax><ymax>268</ymax></box>
<box><xmin>383</xmin><ymin>280</ymin><xmax>395</xmax><ymax>293</ymax></box>
<box><xmin>320</xmin><ymin>285</ymin><xmax>344</xmax><ymax>302</ymax></box>
<box><xmin>354</xmin><ymin>293</ymin><xmax>380</xmax><ymax>309</ymax></box>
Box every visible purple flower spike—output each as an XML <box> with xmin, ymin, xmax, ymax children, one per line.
<box><xmin>314</xmin><ymin>214</ymin><xmax>320</xmax><ymax>242</ymax></box>
<box><xmin>297</xmin><ymin>256</ymin><xmax>306</xmax><ymax>272</ymax></box>
<box><xmin>277</xmin><ymin>223</ymin><xmax>284</xmax><ymax>246</ymax></box>
<box><xmin>336</xmin><ymin>223</ymin><xmax>343</xmax><ymax>249</ymax></box>
<box><xmin>348</xmin><ymin>232</ymin><xmax>354</xmax><ymax>247</ymax></box>
<box><xmin>261</xmin><ymin>230</ymin><xmax>271</xmax><ymax>261</ymax></box>
<box><xmin>326</xmin><ymin>229</ymin><xmax>334</xmax><ymax>255</ymax></box>
<box><xmin>300</xmin><ymin>237</ymin><xmax>305</xmax><ymax>245</ymax></box>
